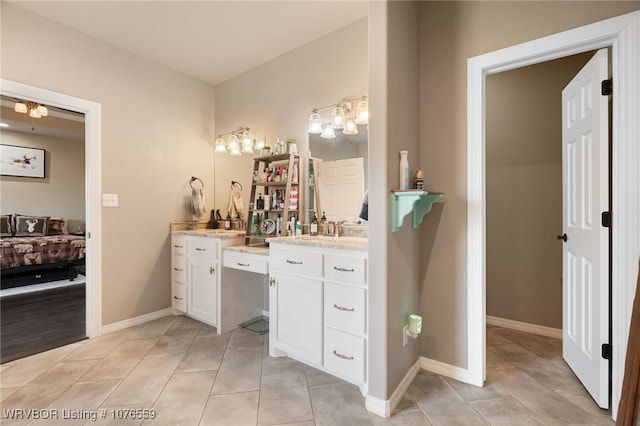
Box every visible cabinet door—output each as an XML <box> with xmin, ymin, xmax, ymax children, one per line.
<box><xmin>271</xmin><ymin>273</ymin><xmax>322</xmax><ymax>365</ymax></box>
<box><xmin>188</xmin><ymin>257</ymin><xmax>217</xmax><ymax>326</ymax></box>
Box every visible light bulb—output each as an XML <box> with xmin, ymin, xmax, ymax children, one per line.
<box><xmin>230</xmin><ymin>145</ymin><xmax>242</xmax><ymax>156</ymax></box>
<box><xmin>343</xmin><ymin>118</ymin><xmax>358</xmax><ymax>135</ymax></box>
<box><xmin>215</xmin><ymin>136</ymin><xmax>227</xmax><ymax>153</ymax></box>
<box><xmin>242</xmin><ymin>137</ymin><xmax>254</xmax><ymax>153</ymax></box>
<box><xmin>37</xmin><ymin>105</ymin><xmax>48</xmax><ymax>117</ymax></box>
<box><xmin>331</xmin><ymin>105</ymin><xmax>345</xmax><ymax>129</ymax></box>
<box><xmin>14</xmin><ymin>102</ymin><xmax>27</xmax><ymax>114</ymax></box>
<box><xmin>355</xmin><ymin>98</ymin><xmax>369</xmax><ymax>124</ymax></box>
<box><xmin>308</xmin><ymin>112</ymin><xmax>323</xmax><ymax>134</ymax></box>
<box><xmin>255</xmin><ymin>137</ymin><xmax>265</xmax><ymax>150</ymax></box>
<box><xmin>320</xmin><ymin>123</ymin><xmax>336</xmax><ymax>139</ymax></box>
<box><xmin>227</xmin><ymin>134</ymin><xmax>239</xmax><ymax>150</ymax></box>
<box><xmin>242</xmin><ymin>129</ymin><xmax>253</xmax><ymax>146</ymax></box>
<box><xmin>29</xmin><ymin>107</ymin><xmax>41</xmax><ymax>118</ymax></box>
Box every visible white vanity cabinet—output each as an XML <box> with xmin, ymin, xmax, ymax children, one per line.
<box><xmin>270</xmin><ymin>247</ymin><xmax>324</xmax><ymax>365</ymax></box>
<box><xmin>170</xmin><ymin>230</ymin><xmax>243</xmax><ymax>331</ymax></box>
<box><xmin>268</xmin><ymin>240</ymin><xmax>368</xmax><ymax>387</ymax></box>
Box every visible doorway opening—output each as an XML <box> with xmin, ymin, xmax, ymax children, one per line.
<box><xmin>466</xmin><ymin>11</ymin><xmax>640</xmax><ymax>420</ymax></box>
<box><xmin>0</xmin><ymin>96</ymin><xmax>88</xmax><ymax>362</ymax></box>
<box><xmin>485</xmin><ymin>50</ymin><xmax>607</xmax><ymax>409</ymax></box>
<box><xmin>0</xmin><ymin>79</ymin><xmax>103</xmax><ymax>347</ymax></box>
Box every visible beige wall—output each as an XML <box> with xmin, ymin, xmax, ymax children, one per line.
<box><xmin>212</xmin><ymin>18</ymin><xmax>368</xmax><ymax>219</ymax></box>
<box><xmin>1</xmin><ymin>3</ymin><xmax>216</xmax><ymax>325</ymax></box>
<box><xmin>486</xmin><ymin>52</ymin><xmax>594</xmax><ymax>329</ymax></box>
<box><xmin>1</xmin><ymin>131</ymin><xmax>85</xmax><ymax>223</ymax></box>
<box><xmin>417</xmin><ymin>2</ymin><xmax>639</xmax><ymax>367</ymax></box>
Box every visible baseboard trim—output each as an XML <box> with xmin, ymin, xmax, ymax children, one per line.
<box><xmin>486</xmin><ymin>315</ymin><xmax>562</xmax><ymax>339</ymax></box>
<box><xmin>366</xmin><ymin>359</ymin><xmax>421</xmax><ymax>418</ymax></box>
<box><xmin>420</xmin><ymin>356</ymin><xmax>472</xmax><ymax>383</ymax></box>
<box><xmin>101</xmin><ymin>308</ymin><xmax>173</xmax><ymax>335</ymax></box>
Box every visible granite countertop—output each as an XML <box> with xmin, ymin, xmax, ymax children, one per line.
<box><xmin>265</xmin><ymin>235</ymin><xmax>368</xmax><ymax>251</ymax></box>
<box><xmin>172</xmin><ymin>229</ymin><xmax>245</xmax><ymax>239</ymax></box>
<box><xmin>224</xmin><ymin>244</ymin><xmax>270</xmax><ymax>256</ymax></box>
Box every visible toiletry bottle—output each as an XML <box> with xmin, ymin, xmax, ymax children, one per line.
<box><xmin>264</xmin><ymin>194</ymin><xmax>270</xmax><ymax>211</ymax></box>
<box><xmin>256</xmin><ymin>193</ymin><xmax>264</xmax><ymax>210</ymax></box>
<box><xmin>287</xmin><ymin>222</ymin><xmax>293</xmax><ymax>236</ymax></box>
<box><xmin>310</xmin><ymin>213</ymin><xmax>318</xmax><ymax>236</ymax></box>
<box><xmin>399</xmin><ymin>150</ymin><xmax>409</xmax><ymax>190</ymax></box>
<box><xmin>296</xmin><ymin>220</ymin><xmax>302</xmax><ymax>236</ymax></box>
<box><xmin>225</xmin><ymin>214</ymin><xmax>231</xmax><ymax>230</ymax></box>
<box><xmin>292</xmin><ymin>163</ymin><xmax>299</xmax><ymax>183</ymax></box>
<box><xmin>277</xmin><ymin>213</ymin><xmax>282</xmax><ymax>236</ymax></box>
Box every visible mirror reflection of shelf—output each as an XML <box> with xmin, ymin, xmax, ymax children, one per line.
<box><xmin>390</xmin><ymin>190</ymin><xmax>443</xmax><ymax>232</ymax></box>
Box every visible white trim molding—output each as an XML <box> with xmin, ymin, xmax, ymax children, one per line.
<box><xmin>486</xmin><ymin>316</ymin><xmax>562</xmax><ymax>339</ymax></box>
<box><xmin>420</xmin><ymin>356</ymin><xmax>471</xmax><ymax>383</ymax></box>
<box><xmin>101</xmin><ymin>308</ymin><xmax>173</xmax><ymax>335</ymax></box>
<box><xmin>0</xmin><ymin>79</ymin><xmax>103</xmax><ymax>339</ymax></box>
<box><xmin>467</xmin><ymin>11</ymin><xmax>640</xmax><ymax>419</ymax></box>
<box><xmin>366</xmin><ymin>359</ymin><xmax>420</xmax><ymax>418</ymax></box>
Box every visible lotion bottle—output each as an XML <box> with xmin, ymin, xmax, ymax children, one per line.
<box><xmin>399</xmin><ymin>150</ymin><xmax>409</xmax><ymax>190</ymax></box>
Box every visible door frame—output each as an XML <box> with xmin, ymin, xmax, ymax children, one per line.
<box><xmin>1</xmin><ymin>79</ymin><xmax>103</xmax><ymax>338</ymax></box>
<box><xmin>466</xmin><ymin>11</ymin><xmax>640</xmax><ymax>419</ymax></box>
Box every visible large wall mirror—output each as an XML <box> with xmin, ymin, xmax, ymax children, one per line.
<box><xmin>309</xmin><ymin>125</ymin><xmax>368</xmax><ymax>223</ymax></box>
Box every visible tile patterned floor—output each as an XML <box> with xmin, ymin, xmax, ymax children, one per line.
<box><xmin>0</xmin><ymin>316</ymin><xmax>614</xmax><ymax>425</ymax></box>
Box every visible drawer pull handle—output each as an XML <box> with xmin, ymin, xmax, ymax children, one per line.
<box><xmin>237</xmin><ymin>262</ymin><xmax>250</xmax><ymax>267</ymax></box>
<box><xmin>173</xmin><ymin>244</ymin><xmax>184</xmax><ymax>248</ymax></box>
<box><xmin>333</xmin><ymin>350</ymin><xmax>354</xmax><ymax>360</ymax></box>
<box><xmin>210</xmin><ymin>267</ymin><xmax>215</xmax><ymax>274</ymax></box>
<box><xmin>173</xmin><ymin>296</ymin><xmax>183</xmax><ymax>300</ymax></box>
<box><xmin>173</xmin><ymin>268</ymin><xmax>183</xmax><ymax>272</ymax></box>
<box><xmin>196</xmin><ymin>248</ymin><xmax>206</xmax><ymax>252</ymax></box>
<box><xmin>334</xmin><ymin>266</ymin><xmax>355</xmax><ymax>272</ymax></box>
<box><xmin>286</xmin><ymin>259</ymin><xmax>303</xmax><ymax>265</ymax></box>
<box><xmin>334</xmin><ymin>304</ymin><xmax>355</xmax><ymax>312</ymax></box>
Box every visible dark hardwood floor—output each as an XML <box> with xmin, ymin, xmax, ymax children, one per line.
<box><xmin>1</xmin><ymin>283</ymin><xmax>87</xmax><ymax>363</ymax></box>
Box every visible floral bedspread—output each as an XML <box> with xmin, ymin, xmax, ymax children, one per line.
<box><xmin>0</xmin><ymin>235</ymin><xmax>86</xmax><ymax>270</ymax></box>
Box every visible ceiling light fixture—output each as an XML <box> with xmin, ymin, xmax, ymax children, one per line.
<box><xmin>215</xmin><ymin>127</ymin><xmax>259</xmax><ymax>156</ymax></box>
<box><xmin>14</xmin><ymin>100</ymin><xmax>48</xmax><ymax>118</ymax></box>
<box><xmin>308</xmin><ymin>95</ymin><xmax>368</xmax><ymax>137</ymax></box>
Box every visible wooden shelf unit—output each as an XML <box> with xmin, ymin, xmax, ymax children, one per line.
<box><xmin>245</xmin><ymin>154</ymin><xmax>304</xmax><ymax>245</ymax></box>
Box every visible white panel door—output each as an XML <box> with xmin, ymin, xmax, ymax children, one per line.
<box><xmin>188</xmin><ymin>257</ymin><xmax>217</xmax><ymax>326</ymax></box>
<box><xmin>561</xmin><ymin>48</ymin><xmax>609</xmax><ymax>408</ymax></box>
<box><xmin>318</xmin><ymin>158</ymin><xmax>365</xmax><ymax>222</ymax></box>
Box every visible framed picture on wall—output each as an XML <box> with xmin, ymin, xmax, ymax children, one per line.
<box><xmin>0</xmin><ymin>144</ymin><xmax>46</xmax><ymax>178</ymax></box>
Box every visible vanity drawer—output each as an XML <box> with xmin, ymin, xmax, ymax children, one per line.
<box><xmin>187</xmin><ymin>238</ymin><xmax>218</xmax><ymax>259</ymax></box>
<box><xmin>324</xmin><ymin>283</ymin><xmax>366</xmax><ymax>334</ymax></box>
<box><xmin>171</xmin><ymin>282</ymin><xmax>187</xmax><ymax>312</ymax></box>
<box><xmin>223</xmin><ymin>253</ymin><xmax>269</xmax><ymax>274</ymax></box>
<box><xmin>171</xmin><ymin>255</ymin><xmax>187</xmax><ymax>284</ymax></box>
<box><xmin>270</xmin><ymin>248</ymin><xmax>323</xmax><ymax>277</ymax></box>
<box><xmin>171</xmin><ymin>236</ymin><xmax>186</xmax><ymax>255</ymax></box>
<box><xmin>324</xmin><ymin>328</ymin><xmax>365</xmax><ymax>384</ymax></box>
<box><xmin>324</xmin><ymin>254</ymin><xmax>366</xmax><ymax>285</ymax></box>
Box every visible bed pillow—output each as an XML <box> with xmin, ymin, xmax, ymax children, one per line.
<box><xmin>0</xmin><ymin>215</ymin><xmax>12</xmax><ymax>237</ymax></box>
<box><xmin>47</xmin><ymin>218</ymin><xmax>67</xmax><ymax>235</ymax></box>
<box><xmin>14</xmin><ymin>215</ymin><xmax>49</xmax><ymax>237</ymax></box>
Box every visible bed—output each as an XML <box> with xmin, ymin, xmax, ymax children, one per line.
<box><xmin>0</xmin><ymin>215</ymin><xmax>86</xmax><ymax>289</ymax></box>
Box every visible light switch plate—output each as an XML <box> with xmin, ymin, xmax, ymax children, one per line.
<box><xmin>102</xmin><ymin>193</ymin><xmax>118</xmax><ymax>207</ymax></box>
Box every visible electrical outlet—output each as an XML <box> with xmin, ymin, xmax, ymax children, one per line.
<box><xmin>102</xmin><ymin>193</ymin><xmax>119</xmax><ymax>207</ymax></box>
<box><xmin>403</xmin><ymin>325</ymin><xmax>408</xmax><ymax>347</ymax></box>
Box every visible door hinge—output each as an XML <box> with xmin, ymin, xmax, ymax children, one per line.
<box><xmin>601</xmin><ymin>79</ymin><xmax>612</xmax><ymax>96</ymax></box>
<box><xmin>602</xmin><ymin>343</ymin><xmax>612</xmax><ymax>360</ymax></box>
<box><xmin>601</xmin><ymin>211</ymin><xmax>612</xmax><ymax>228</ymax></box>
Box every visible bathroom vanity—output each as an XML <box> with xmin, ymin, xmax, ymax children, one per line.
<box><xmin>267</xmin><ymin>235</ymin><xmax>368</xmax><ymax>390</ymax></box>
<box><xmin>170</xmin><ymin>229</ymin><xmax>245</xmax><ymax>332</ymax></box>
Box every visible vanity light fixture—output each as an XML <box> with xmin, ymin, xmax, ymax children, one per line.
<box><xmin>308</xmin><ymin>95</ymin><xmax>368</xmax><ymax>134</ymax></box>
<box><xmin>14</xmin><ymin>100</ymin><xmax>48</xmax><ymax>118</ymax></box>
<box><xmin>214</xmin><ymin>126</ymin><xmax>258</xmax><ymax>156</ymax></box>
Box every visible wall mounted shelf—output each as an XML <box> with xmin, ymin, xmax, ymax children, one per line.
<box><xmin>391</xmin><ymin>191</ymin><xmax>443</xmax><ymax>232</ymax></box>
